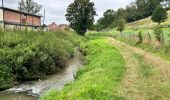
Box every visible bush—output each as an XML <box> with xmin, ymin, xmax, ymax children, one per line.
<box><xmin>154</xmin><ymin>25</ymin><xmax>163</xmax><ymax>43</ymax></box>
<box><xmin>0</xmin><ymin>30</ymin><xmax>75</xmax><ymax>90</ymax></box>
<box><xmin>137</xmin><ymin>30</ymin><xmax>143</xmax><ymax>44</ymax></box>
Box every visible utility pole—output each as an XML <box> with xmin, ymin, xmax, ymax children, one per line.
<box><xmin>32</xmin><ymin>11</ymin><xmax>33</xmax><ymax>30</ymax></box>
<box><xmin>20</xmin><ymin>2</ymin><xmax>22</xmax><ymax>30</ymax></box>
<box><xmin>32</xmin><ymin>4</ymin><xmax>34</xmax><ymax>30</ymax></box>
<box><xmin>43</xmin><ymin>9</ymin><xmax>45</xmax><ymax>29</ymax></box>
<box><xmin>2</xmin><ymin>0</ymin><xmax>5</xmax><ymax>31</ymax></box>
<box><xmin>2</xmin><ymin>0</ymin><xmax>3</xmax><ymax>7</ymax></box>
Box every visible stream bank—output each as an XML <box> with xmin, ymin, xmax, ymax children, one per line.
<box><xmin>0</xmin><ymin>48</ymin><xmax>83</xmax><ymax>100</ymax></box>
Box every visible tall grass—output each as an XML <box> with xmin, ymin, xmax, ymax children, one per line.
<box><xmin>116</xmin><ymin>28</ymin><xmax>170</xmax><ymax>60</ymax></box>
<box><xmin>0</xmin><ymin>30</ymin><xmax>77</xmax><ymax>90</ymax></box>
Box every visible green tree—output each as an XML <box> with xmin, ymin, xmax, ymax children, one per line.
<box><xmin>116</xmin><ymin>18</ymin><xmax>126</xmax><ymax>32</ymax></box>
<box><xmin>18</xmin><ymin>0</ymin><xmax>42</xmax><ymax>14</ymax></box>
<box><xmin>96</xmin><ymin>9</ymin><xmax>115</xmax><ymax>30</ymax></box>
<box><xmin>151</xmin><ymin>5</ymin><xmax>168</xmax><ymax>24</ymax></box>
<box><xmin>65</xmin><ymin>0</ymin><xmax>96</xmax><ymax>36</ymax></box>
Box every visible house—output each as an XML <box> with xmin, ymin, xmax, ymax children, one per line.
<box><xmin>48</xmin><ymin>22</ymin><xmax>60</xmax><ymax>31</ymax></box>
<box><xmin>0</xmin><ymin>7</ymin><xmax>42</xmax><ymax>30</ymax></box>
<box><xmin>48</xmin><ymin>22</ymin><xmax>69</xmax><ymax>31</ymax></box>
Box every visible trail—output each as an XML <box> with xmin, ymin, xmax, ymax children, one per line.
<box><xmin>108</xmin><ymin>37</ymin><xmax>170</xmax><ymax>100</ymax></box>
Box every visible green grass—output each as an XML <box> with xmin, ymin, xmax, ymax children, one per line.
<box><xmin>134</xmin><ymin>54</ymin><xmax>153</xmax><ymax>78</ymax></box>
<box><xmin>41</xmin><ymin>36</ymin><xmax>125</xmax><ymax>100</ymax></box>
<box><xmin>90</xmin><ymin>27</ymin><xmax>170</xmax><ymax>61</ymax></box>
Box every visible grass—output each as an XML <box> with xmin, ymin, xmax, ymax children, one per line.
<box><xmin>133</xmin><ymin>53</ymin><xmax>170</xmax><ymax>99</ymax></box>
<box><xmin>134</xmin><ymin>54</ymin><xmax>153</xmax><ymax>78</ymax></box>
<box><xmin>41</xmin><ymin>36</ymin><xmax>125</xmax><ymax>100</ymax></box>
<box><xmin>91</xmin><ymin>27</ymin><xmax>170</xmax><ymax>61</ymax></box>
<box><xmin>126</xmin><ymin>10</ymin><xmax>170</xmax><ymax>29</ymax></box>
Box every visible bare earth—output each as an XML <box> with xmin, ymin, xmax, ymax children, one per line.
<box><xmin>108</xmin><ymin>37</ymin><xmax>170</xmax><ymax>100</ymax></box>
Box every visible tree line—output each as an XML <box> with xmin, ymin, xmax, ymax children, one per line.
<box><xmin>95</xmin><ymin>0</ymin><xmax>170</xmax><ymax>31</ymax></box>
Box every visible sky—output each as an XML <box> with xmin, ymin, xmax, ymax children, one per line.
<box><xmin>2</xmin><ymin>0</ymin><xmax>135</xmax><ymax>24</ymax></box>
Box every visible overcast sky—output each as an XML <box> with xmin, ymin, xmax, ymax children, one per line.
<box><xmin>3</xmin><ymin>0</ymin><xmax>135</xmax><ymax>24</ymax></box>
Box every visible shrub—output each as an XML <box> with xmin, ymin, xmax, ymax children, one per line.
<box><xmin>154</xmin><ymin>25</ymin><xmax>164</xmax><ymax>44</ymax></box>
<box><xmin>137</xmin><ymin>30</ymin><xmax>143</xmax><ymax>44</ymax></box>
<box><xmin>0</xmin><ymin>30</ymin><xmax>75</xmax><ymax>90</ymax></box>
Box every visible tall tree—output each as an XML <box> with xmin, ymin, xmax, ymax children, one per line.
<box><xmin>125</xmin><ymin>2</ymin><xmax>138</xmax><ymax>22</ymax></box>
<box><xmin>145</xmin><ymin>0</ymin><xmax>162</xmax><ymax>16</ymax></box>
<box><xmin>18</xmin><ymin>0</ymin><xmax>42</xmax><ymax>14</ymax></box>
<box><xmin>65</xmin><ymin>0</ymin><xmax>96</xmax><ymax>35</ymax></box>
<box><xmin>151</xmin><ymin>5</ymin><xmax>167</xmax><ymax>24</ymax></box>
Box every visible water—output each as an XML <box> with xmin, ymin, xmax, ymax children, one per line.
<box><xmin>0</xmin><ymin>48</ymin><xmax>83</xmax><ymax>100</ymax></box>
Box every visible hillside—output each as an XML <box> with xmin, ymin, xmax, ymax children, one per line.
<box><xmin>127</xmin><ymin>10</ymin><xmax>170</xmax><ymax>29</ymax></box>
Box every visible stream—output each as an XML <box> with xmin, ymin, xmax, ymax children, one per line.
<box><xmin>0</xmin><ymin>48</ymin><xmax>83</xmax><ymax>100</ymax></box>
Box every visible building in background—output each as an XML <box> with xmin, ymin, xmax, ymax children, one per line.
<box><xmin>48</xmin><ymin>22</ymin><xmax>69</xmax><ymax>31</ymax></box>
<box><xmin>0</xmin><ymin>7</ymin><xmax>42</xmax><ymax>30</ymax></box>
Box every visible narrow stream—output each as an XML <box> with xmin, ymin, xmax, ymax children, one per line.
<box><xmin>0</xmin><ymin>48</ymin><xmax>83</xmax><ymax>100</ymax></box>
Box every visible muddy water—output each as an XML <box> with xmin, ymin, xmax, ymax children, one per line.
<box><xmin>0</xmin><ymin>48</ymin><xmax>83</xmax><ymax>100</ymax></box>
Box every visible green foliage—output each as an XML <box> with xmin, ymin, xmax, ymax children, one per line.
<box><xmin>151</xmin><ymin>5</ymin><xmax>168</xmax><ymax>24</ymax></box>
<box><xmin>96</xmin><ymin>0</ymin><xmax>164</xmax><ymax>30</ymax></box>
<box><xmin>41</xmin><ymin>37</ymin><xmax>125</xmax><ymax>100</ymax></box>
<box><xmin>117</xmin><ymin>19</ymin><xmax>126</xmax><ymax>32</ymax></box>
<box><xmin>18</xmin><ymin>0</ymin><xmax>42</xmax><ymax>14</ymax></box>
<box><xmin>0</xmin><ymin>31</ymin><xmax>75</xmax><ymax>90</ymax></box>
<box><xmin>96</xmin><ymin>9</ymin><xmax>116</xmax><ymax>30</ymax></box>
<box><xmin>137</xmin><ymin>30</ymin><xmax>143</xmax><ymax>44</ymax></box>
<box><xmin>65</xmin><ymin>0</ymin><xmax>96</xmax><ymax>35</ymax></box>
<box><xmin>154</xmin><ymin>25</ymin><xmax>164</xmax><ymax>42</ymax></box>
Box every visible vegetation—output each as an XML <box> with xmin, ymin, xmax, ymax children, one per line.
<box><xmin>41</xmin><ymin>36</ymin><xmax>125</xmax><ymax>100</ymax></box>
<box><xmin>116</xmin><ymin>18</ymin><xmax>126</xmax><ymax>33</ymax></box>
<box><xmin>18</xmin><ymin>0</ymin><xmax>42</xmax><ymax>14</ymax></box>
<box><xmin>154</xmin><ymin>25</ymin><xmax>164</xmax><ymax>43</ymax></box>
<box><xmin>113</xmin><ymin>28</ymin><xmax>170</xmax><ymax>60</ymax></box>
<box><xmin>95</xmin><ymin>0</ymin><xmax>170</xmax><ymax>31</ymax></box>
<box><xmin>151</xmin><ymin>5</ymin><xmax>168</xmax><ymax>25</ymax></box>
<box><xmin>0</xmin><ymin>30</ymin><xmax>77</xmax><ymax>90</ymax></box>
<box><xmin>96</xmin><ymin>9</ymin><xmax>115</xmax><ymax>31</ymax></box>
<box><xmin>65</xmin><ymin>0</ymin><xmax>96</xmax><ymax>35</ymax></box>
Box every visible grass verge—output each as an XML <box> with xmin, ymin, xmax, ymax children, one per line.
<box><xmin>41</xmin><ymin>36</ymin><xmax>125</xmax><ymax>100</ymax></box>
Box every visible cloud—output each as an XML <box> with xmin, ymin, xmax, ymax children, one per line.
<box><xmin>2</xmin><ymin>0</ymin><xmax>135</xmax><ymax>24</ymax></box>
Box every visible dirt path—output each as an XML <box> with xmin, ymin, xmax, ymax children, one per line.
<box><xmin>108</xmin><ymin>37</ymin><xmax>170</xmax><ymax>100</ymax></box>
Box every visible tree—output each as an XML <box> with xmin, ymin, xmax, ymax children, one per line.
<box><xmin>96</xmin><ymin>9</ymin><xmax>115</xmax><ymax>30</ymax></box>
<box><xmin>125</xmin><ymin>2</ymin><xmax>138</xmax><ymax>22</ymax></box>
<box><xmin>65</xmin><ymin>0</ymin><xmax>96</xmax><ymax>36</ymax></box>
<box><xmin>151</xmin><ymin>5</ymin><xmax>168</xmax><ymax>24</ymax></box>
<box><xmin>18</xmin><ymin>0</ymin><xmax>42</xmax><ymax>14</ymax></box>
<box><xmin>116</xmin><ymin>18</ymin><xmax>126</xmax><ymax>32</ymax></box>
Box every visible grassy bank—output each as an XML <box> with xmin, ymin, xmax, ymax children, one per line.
<box><xmin>41</xmin><ymin>36</ymin><xmax>125</xmax><ymax>100</ymax></box>
<box><xmin>88</xmin><ymin>29</ymin><xmax>170</xmax><ymax>61</ymax></box>
<box><xmin>116</xmin><ymin>28</ymin><xmax>170</xmax><ymax>60</ymax></box>
<box><xmin>0</xmin><ymin>30</ymin><xmax>78</xmax><ymax>90</ymax></box>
